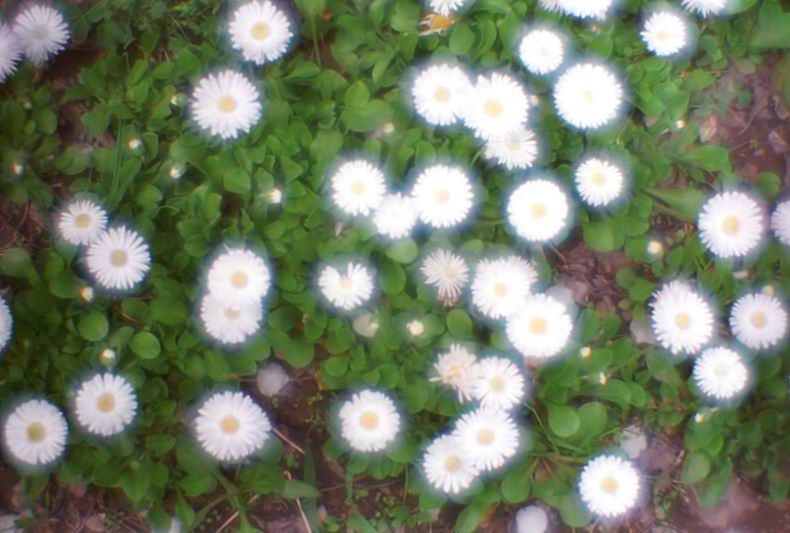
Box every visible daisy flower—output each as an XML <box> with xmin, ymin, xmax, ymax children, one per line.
<box><xmin>329</xmin><ymin>159</ymin><xmax>387</xmax><ymax>217</ymax></box>
<box><xmin>426</xmin><ymin>0</ymin><xmax>472</xmax><ymax>16</ymax></box>
<box><xmin>421</xmin><ymin>249</ymin><xmax>469</xmax><ymax>303</ymax></box>
<box><xmin>2</xmin><ymin>399</ymin><xmax>68</xmax><ymax>467</ymax></box>
<box><xmin>86</xmin><ymin>226</ymin><xmax>151</xmax><ymax>291</ymax></box>
<box><xmin>0</xmin><ymin>296</ymin><xmax>12</xmax><ymax>353</ymax></box>
<box><xmin>692</xmin><ymin>346</ymin><xmax>749</xmax><ymax>400</ymax></box>
<box><xmin>318</xmin><ymin>262</ymin><xmax>375</xmax><ymax>311</ymax></box>
<box><xmin>553</xmin><ymin>62</ymin><xmax>624</xmax><ymax>130</ymax></box>
<box><xmin>471</xmin><ymin>256</ymin><xmax>538</xmax><ymax>320</ymax></box>
<box><xmin>557</xmin><ymin>0</ymin><xmax>615</xmax><ymax>19</ymax></box>
<box><xmin>463</xmin><ymin>72</ymin><xmax>530</xmax><ymax>140</ymax></box>
<box><xmin>507</xmin><ymin>178</ymin><xmax>571</xmax><ymax>243</ymax></box>
<box><xmin>422</xmin><ymin>435</ymin><xmax>480</xmax><ymax>495</ymax></box>
<box><xmin>770</xmin><ymin>199</ymin><xmax>790</xmax><ymax>246</ymax></box>
<box><xmin>484</xmin><ymin>128</ymin><xmax>539</xmax><ymax>170</ymax></box>
<box><xmin>729</xmin><ymin>293</ymin><xmax>788</xmax><ymax>351</ymax></box>
<box><xmin>471</xmin><ymin>357</ymin><xmax>526</xmax><ymax>411</ymax></box>
<box><xmin>13</xmin><ymin>5</ymin><xmax>70</xmax><ymax>66</ymax></box>
<box><xmin>411</xmin><ymin>164</ymin><xmax>474</xmax><ymax>228</ymax></box>
<box><xmin>697</xmin><ymin>191</ymin><xmax>765</xmax><ymax>259</ymax></box>
<box><xmin>56</xmin><ymin>200</ymin><xmax>108</xmax><ymax>246</ymax></box>
<box><xmin>338</xmin><ymin>390</ymin><xmax>401</xmax><ymax>453</ymax></box>
<box><xmin>641</xmin><ymin>10</ymin><xmax>691</xmax><ymax>57</ymax></box>
<box><xmin>373</xmin><ymin>193</ymin><xmax>418</xmax><ymax>239</ymax></box>
<box><xmin>575</xmin><ymin>156</ymin><xmax>626</xmax><ymax>208</ymax></box>
<box><xmin>506</xmin><ymin>293</ymin><xmax>574</xmax><ymax>359</ymax></box>
<box><xmin>228</xmin><ymin>1</ymin><xmax>293</xmax><ymax>65</ymax></box>
<box><xmin>74</xmin><ymin>374</ymin><xmax>137</xmax><ymax>437</ymax></box>
<box><xmin>518</xmin><ymin>28</ymin><xmax>565</xmax><ymax>75</ymax></box>
<box><xmin>191</xmin><ymin>70</ymin><xmax>262</xmax><ymax>140</ymax></box>
<box><xmin>0</xmin><ymin>24</ymin><xmax>22</xmax><ymax>83</ymax></box>
<box><xmin>578</xmin><ymin>455</ymin><xmax>640</xmax><ymax>518</ymax></box>
<box><xmin>194</xmin><ymin>391</ymin><xmax>271</xmax><ymax>462</ymax></box>
<box><xmin>454</xmin><ymin>407</ymin><xmax>520</xmax><ymax>471</ymax></box>
<box><xmin>650</xmin><ymin>280</ymin><xmax>715</xmax><ymax>356</ymax></box>
<box><xmin>411</xmin><ymin>63</ymin><xmax>472</xmax><ymax>126</ymax></box>
<box><xmin>206</xmin><ymin>248</ymin><xmax>271</xmax><ymax>306</ymax></box>
<box><xmin>200</xmin><ymin>293</ymin><xmax>263</xmax><ymax>346</ymax></box>
<box><xmin>430</xmin><ymin>343</ymin><xmax>479</xmax><ymax>402</ymax></box>
<box><xmin>681</xmin><ymin>0</ymin><xmax>728</xmax><ymax>17</ymax></box>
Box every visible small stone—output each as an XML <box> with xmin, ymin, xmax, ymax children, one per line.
<box><xmin>352</xmin><ymin>312</ymin><xmax>379</xmax><ymax>338</ymax></box>
<box><xmin>620</xmin><ymin>426</ymin><xmax>648</xmax><ymax>459</ymax></box>
<box><xmin>514</xmin><ymin>505</ymin><xmax>548</xmax><ymax>533</ymax></box>
<box><xmin>256</xmin><ymin>363</ymin><xmax>290</xmax><ymax>397</ymax></box>
<box><xmin>630</xmin><ymin>317</ymin><xmax>656</xmax><ymax>345</ymax></box>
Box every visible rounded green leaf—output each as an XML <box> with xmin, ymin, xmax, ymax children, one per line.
<box><xmin>575</xmin><ymin>401</ymin><xmax>607</xmax><ymax>441</ymax></box>
<box><xmin>548</xmin><ymin>404</ymin><xmax>580</xmax><ymax>438</ymax></box>
<box><xmin>130</xmin><ymin>331</ymin><xmax>161</xmax><ymax>359</ymax></box>
<box><xmin>78</xmin><ymin>311</ymin><xmax>109</xmax><ymax>341</ymax></box>
<box><xmin>446</xmin><ymin>309</ymin><xmax>472</xmax><ymax>339</ymax></box>
<box><xmin>681</xmin><ymin>451</ymin><xmax>711</xmax><ymax>485</ymax></box>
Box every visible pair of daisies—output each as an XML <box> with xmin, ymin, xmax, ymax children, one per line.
<box><xmin>0</xmin><ymin>4</ymin><xmax>70</xmax><ymax>83</ymax></box>
<box><xmin>537</xmin><ymin>0</ymin><xmax>729</xmax><ymax>19</ymax></box>
<box><xmin>650</xmin><ymin>280</ymin><xmax>788</xmax><ymax>400</ymax></box>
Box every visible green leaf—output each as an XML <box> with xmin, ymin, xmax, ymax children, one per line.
<box><xmin>78</xmin><ymin>311</ymin><xmax>109</xmax><ymax>341</ymax></box>
<box><xmin>344</xmin><ymin>81</ymin><xmax>370</xmax><ymax>108</ymax></box>
<box><xmin>281</xmin><ymin>479</ymin><xmax>320</xmax><ymax>499</ymax></box>
<box><xmin>582</xmin><ymin>219</ymin><xmax>625</xmax><ymax>253</ymax></box>
<box><xmin>380</xmin><ymin>261</ymin><xmax>406</xmax><ymax>295</ymax></box>
<box><xmin>341</xmin><ymin>100</ymin><xmax>393</xmax><ymax>132</ymax></box>
<box><xmin>385</xmin><ymin>240</ymin><xmax>419</xmax><ymax>264</ymax></box>
<box><xmin>130</xmin><ymin>331</ymin><xmax>161</xmax><ymax>359</ymax></box>
<box><xmin>575</xmin><ymin>402</ymin><xmax>607</xmax><ymax>441</ymax></box>
<box><xmin>501</xmin><ymin>468</ymin><xmax>531</xmax><ymax>503</ymax></box>
<box><xmin>647</xmin><ymin>187</ymin><xmax>706</xmax><ymax>222</ymax></box>
<box><xmin>681</xmin><ymin>451</ymin><xmax>711</xmax><ymax>485</ymax></box>
<box><xmin>558</xmin><ymin>493</ymin><xmax>591</xmax><ymax>528</ymax></box>
<box><xmin>449</xmin><ymin>23</ymin><xmax>474</xmax><ymax>54</ymax></box>
<box><xmin>0</xmin><ymin>248</ymin><xmax>32</xmax><ymax>277</ymax></box>
<box><xmin>682</xmin><ymin>145</ymin><xmax>730</xmax><ymax>171</ymax></box>
<box><xmin>224</xmin><ymin>167</ymin><xmax>251</xmax><ymax>194</ymax></box>
<box><xmin>446</xmin><ymin>309</ymin><xmax>473</xmax><ymax>339</ymax></box>
<box><xmin>547</xmin><ymin>404</ymin><xmax>580</xmax><ymax>438</ymax></box>
<box><xmin>49</xmin><ymin>270</ymin><xmax>82</xmax><ymax>299</ymax></box>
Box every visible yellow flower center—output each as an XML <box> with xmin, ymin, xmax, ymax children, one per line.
<box><xmin>600</xmin><ymin>475</ymin><xmax>619</xmax><ymax>494</ymax></box>
<box><xmin>494</xmin><ymin>282</ymin><xmax>508</xmax><ymax>298</ymax></box>
<box><xmin>110</xmin><ymin>250</ymin><xmax>128</xmax><ymax>267</ymax></box>
<box><xmin>750</xmin><ymin>311</ymin><xmax>767</xmax><ymax>329</ymax></box>
<box><xmin>591</xmin><ymin>172</ymin><xmax>607</xmax><ymax>187</ymax></box>
<box><xmin>476</xmin><ymin>428</ymin><xmax>495</xmax><ymax>445</ymax></box>
<box><xmin>251</xmin><ymin>21</ymin><xmax>270</xmax><ymax>41</ymax></box>
<box><xmin>530</xmin><ymin>316</ymin><xmax>548</xmax><ymax>335</ymax></box>
<box><xmin>359</xmin><ymin>410</ymin><xmax>379</xmax><ymax>430</ymax></box>
<box><xmin>340</xmin><ymin>276</ymin><xmax>353</xmax><ymax>289</ymax></box>
<box><xmin>657</xmin><ymin>30</ymin><xmax>669</xmax><ymax>42</ymax></box>
<box><xmin>444</xmin><ymin>455</ymin><xmax>461</xmax><ymax>472</ymax></box>
<box><xmin>75</xmin><ymin>213</ymin><xmax>92</xmax><ymax>228</ymax></box>
<box><xmin>721</xmin><ymin>215</ymin><xmax>740</xmax><ymax>236</ymax></box>
<box><xmin>434</xmin><ymin>86</ymin><xmax>450</xmax><ymax>103</ymax></box>
<box><xmin>505</xmin><ymin>139</ymin><xmax>521</xmax><ymax>152</ymax></box>
<box><xmin>530</xmin><ymin>202</ymin><xmax>547</xmax><ymax>219</ymax></box>
<box><xmin>675</xmin><ymin>313</ymin><xmax>691</xmax><ymax>330</ymax></box>
<box><xmin>444</xmin><ymin>266</ymin><xmax>457</xmax><ymax>279</ymax></box>
<box><xmin>484</xmin><ymin>99</ymin><xmax>503</xmax><ymax>118</ymax></box>
<box><xmin>429</xmin><ymin>15</ymin><xmax>453</xmax><ymax>31</ymax></box>
<box><xmin>580</xmin><ymin>89</ymin><xmax>594</xmax><ymax>103</ymax></box>
<box><xmin>351</xmin><ymin>180</ymin><xmax>366</xmax><ymax>196</ymax></box>
<box><xmin>220</xmin><ymin>415</ymin><xmax>240</xmax><ymax>434</ymax></box>
<box><xmin>218</xmin><ymin>95</ymin><xmax>238</xmax><ymax>113</ymax></box>
<box><xmin>96</xmin><ymin>393</ymin><xmax>116</xmax><ymax>413</ymax></box>
<box><xmin>489</xmin><ymin>375</ymin><xmax>505</xmax><ymax>393</ymax></box>
<box><xmin>434</xmin><ymin>189</ymin><xmax>450</xmax><ymax>205</ymax></box>
<box><xmin>714</xmin><ymin>363</ymin><xmax>730</xmax><ymax>377</ymax></box>
<box><xmin>231</xmin><ymin>271</ymin><xmax>249</xmax><ymax>289</ymax></box>
<box><xmin>26</xmin><ymin>422</ymin><xmax>46</xmax><ymax>443</ymax></box>
<box><xmin>224</xmin><ymin>307</ymin><xmax>241</xmax><ymax>320</ymax></box>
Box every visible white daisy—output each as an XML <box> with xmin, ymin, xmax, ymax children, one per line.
<box><xmin>650</xmin><ymin>280</ymin><xmax>715</xmax><ymax>356</ymax></box>
<box><xmin>411</xmin><ymin>63</ymin><xmax>472</xmax><ymax>126</ymax></box>
<box><xmin>85</xmin><ymin>226</ymin><xmax>151</xmax><ymax>291</ymax></box>
<box><xmin>199</xmin><ymin>292</ymin><xmax>263</xmax><ymax>346</ymax></box>
<box><xmin>471</xmin><ymin>256</ymin><xmax>538</xmax><ymax>319</ymax></box>
<box><xmin>206</xmin><ymin>248</ymin><xmax>271</xmax><ymax>306</ymax></box>
<box><xmin>692</xmin><ymin>346</ymin><xmax>749</xmax><ymax>400</ymax></box>
<box><xmin>318</xmin><ymin>262</ymin><xmax>375</xmax><ymax>311</ymax></box>
<box><xmin>191</xmin><ymin>70</ymin><xmax>262</xmax><ymax>140</ymax></box>
<box><xmin>13</xmin><ymin>5</ymin><xmax>70</xmax><ymax>66</ymax></box>
<box><xmin>329</xmin><ymin>159</ymin><xmax>387</xmax><ymax>217</ymax></box>
<box><xmin>194</xmin><ymin>391</ymin><xmax>271</xmax><ymax>462</ymax></box>
<box><xmin>454</xmin><ymin>407</ymin><xmax>519</xmax><ymax>471</ymax></box>
<box><xmin>484</xmin><ymin>128</ymin><xmax>539</xmax><ymax>170</ymax></box>
<box><xmin>507</xmin><ymin>178</ymin><xmax>571</xmax><ymax>243</ymax></box>
<box><xmin>228</xmin><ymin>1</ymin><xmax>293</xmax><ymax>65</ymax></box>
<box><xmin>538</xmin><ymin>0</ymin><xmax>561</xmax><ymax>12</ymax></box>
<box><xmin>74</xmin><ymin>374</ymin><xmax>137</xmax><ymax>437</ymax></box>
<box><xmin>729</xmin><ymin>293</ymin><xmax>788</xmax><ymax>351</ymax></box>
<box><xmin>553</xmin><ymin>62</ymin><xmax>624</xmax><ymax>130</ymax></box>
<box><xmin>426</xmin><ymin>0</ymin><xmax>471</xmax><ymax>15</ymax></box>
<box><xmin>506</xmin><ymin>293</ymin><xmax>574</xmax><ymax>359</ymax></box>
<box><xmin>575</xmin><ymin>156</ymin><xmax>626</xmax><ymax>208</ymax></box>
<box><xmin>411</xmin><ymin>164</ymin><xmax>474</xmax><ymax>228</ymax></box>
<box><xmin>463</xmin><ymin>72</ymin><xmax>530</xmax><ymax>140</ymax></box>
<box><xmin>681</xmin><ymin>0</ymin><xmax>728</xmax><ymax>17</ymax></box>
<box><xmin>373</xmin><ymin>193</ymin><xmax>418</xmax><ymax>239</ymax></box>
<box><xmin>0</xmin><ymin>24</ymin><xmax>22</xmax><ymax>82</ymax></box>
<box><xmin>0</xmin><ymin>296</ymin><xmax>12</xmax><ymax>353</ymax></box>
<box><xmin>770</xmin><ymin>199</ymin><xmax>790</xmax><ymax>246</ymax></box>
<box><xmin>422</xmin><ymin>435</ymin><xmax>480</xmax><ymax>495</ymax></box>
<box><xmin>56</xmin><ymin>200</ymin><xmax>108</xmax><ymax>246</ymax></box>
<box><xmin>641</xmin><ymin>10</ymin><xmax>690</xmax><ymax>57</ymax></box>
<box><xmin>697</xmin><ymin>191</ymin><xmax>765</xmax><ymax>258</ymax></box>
<box><xmin>471</xmin><ymin>357</ymin><xmax>526</xmax><ymax>411</ymax></box>
<box><xmin>430</xmin><ymin>343</ymin><xmax>479</xmax><ymax>402</ymax></box>
<box><xmin>518</xmin><ymin>28</ymin><xmax>565</xmax><ymax>75</ymax></box>
<box><xmin>557</xmin><ymin>0</ymin><xmax>615</xmax><ymax>19</ymax></box>
<box><xmin>2</xmin><ymin>399</ymin><xmax>68</xmax><ymax>466</ymax></box>
<box><xmin>420</xmin><ymin>249</ymin><xmax>470</xmax><ymax>303</ymax></box>
<box><xmin>338</xmin><ymin>390</ymin><xmax>401</xmax><ymax>453</ymax></box>
<box><xmin>578</xmin><ymin>455</ymin><xmax>640</xmax><ymax>518</ymax></box>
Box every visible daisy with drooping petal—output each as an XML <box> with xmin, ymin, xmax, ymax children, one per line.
<box><xmin>411</xmin><ymin>164</ymin><xmax>474</xmax><ymax>228</ymax></box>
<box><xmin>318</xmin><ymin>262</ymin><xmax>375</xmax><ymax>311</ymax></box>
<box><xmin>770</xmin><ymin>199</ymin><xmax>790</xmax><ymax>246</ymax></box>
<box><xmin>518</xmin><ymin>28</ymin><xmax>565</xmax><ymax>75</ymax></box>
<box><xmin>554</xmin><ymin>62</ymin><xmax>624</xmax><ymax>130</ymax></box>
<box><xmin>575</xmin><ymin>156</ymin><xmax>626</xmax><ymax>208</ymax></box>
<box><xmin>538</xmin><ymin>0</ymin><xmax>561</xmax><ymax>12</ymax></box>
<box><xmin>454</xmin><ymin>407</ymin><xmax>519</xmax><ymax>471</ymax></box>
<box><xmin>426</xmin><ymin>0</ymin><xmax>472</xmax><ymax>16</ymax></box>
<box><xmin>697</xmin><ymin>191</ymin><xmax>765</xmax><ymax>259</ymax></box>
<box><xmin>191</xmin><ymin>70</ymin><xmax>262</xmax><ymax>140</ymax></box>
<box><xmin>373</xmin><ymin>194</ymin><xmax>418</xmax><ymax>239</ymax></box>
<box><xmin>228</xmin><ymin>1</ymin><xmax>293</xmax><ymax>65</ymax></box>
<box><xmin>729</xmin><ymin>293</ymin><xmax>788</xmax><ymax>351</ymax></box>
<box><xmin>422</xmin><ymin>435</ymin><xmax>480</xmax><ymax>495</ymax></box>
<box><xmin>484</xmin><ymin>128</ymin><xmax>539</xmax><ymax>170</ymax></box>
<box><xmin>0</xmin><ymin>24</ymin><xmax>22</xmax><ymax>83</ymax></box>
<box><xmin>411</xmin><ymin>63</ymin><xmax>472</xmax><ymax>126</ymax></box>
<box><xmin>86</xmin><ymin>226</ymin><xmax>151</xmax><ymax>291</ymax></box>
<box><xmin>56</xmin><ymin>200</ymin><xmax>108</xmax><ymax>246</ymax></box>
<box><xmin>507</xmin><ymin>178</ymin><xmax>571</xmax><ymax>243</ymax></box>
<box><xmin>692</xmin><ymin>346</ymin><xmax>749</xmax><ymax>400</ymax></box>
<box><xmin>650</xmin><ymin>280</ymin><xmax>715</xmax><ymax>356</ymax></box>
<box><xmin>206</xmin><ymin>248</ymin><xmax>271</xmax><ymax>306</ymax></box>
<box><xmin>194</xmin><ymin>391</ymin><xmax>271</xmax><ymax>462</ymax></box>
<box><xmin>641</xmin><ymin>10</ymin><xmax>691</xmax><ymax>57</ymax></box>
<box><xmin>421</xmin><ymin>249</ymin><xmax>469</xmax><ymax>304</ymax></box>
<box><xmin>338</xmin><ymin>390</ymin><xmax>401</xmax><ymax>453</ymax></box>
<box><xmin>329</xmin><ymin>159</ymin><xmax>387</xmax><ymax>217</ymax></box>
<box><xmin>2</xmin><ymin>399</ymin><xmax>68</xmax><ymax>467</ymax></box>
<box><xmin>472</xmin><ymin>357</ymin><xmax>526</xmax><ymax>411</ymax></box>
<box><xmin>681</xmin><ymin>0</ymin><xmax>728</xmax><ymax>17</ymax></box>
<box><xmin>0</xmin><ymin>296</ymin><xmax>12</xmax><ymax>353</ymax></box>
<box><xmin>578</xmin><ymin>455</ymin><xmax>640</xmax><ymax>519</ymax></box>
<box><xmin>74</xmin><ymin>374</ymin><xmax>137</xmax><ymax>437</ymax></box>
<box><xmin>463</xmin><ymin>72</ymin><xmax>530</xmax><ymax>140</ymax></box>
<box><xmin>471</xmin><ymin>256</ymin><xmax>538</xmax><ymax>320</ymax></box>
<box><xmin>200</xmin><ymin>293</ymin><xmax>263</xmax><ymax>346</ymax></box>
<box><xmin>506</xmin><ymin>293</ymin><xmax>574</xmax><ymax>359</ymax></box>
<box><xmin>557</xmin><ymin>0</ymin><xmax>614</xmax><ymax>19</ymax></box>
<box><xmin>13</xmin><ymin>5</ymin><xmax>70</xmax><ymax>66</ymax></box>
<box><xmin>430</xmin><ymin>343</ymin><xmax>479</xmax><ymax>402</ymax></box>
